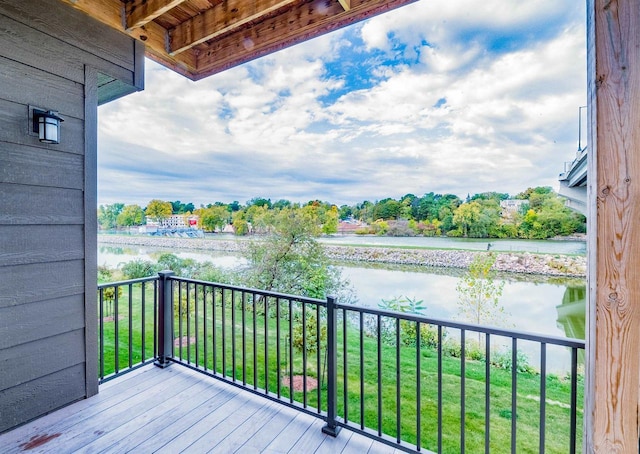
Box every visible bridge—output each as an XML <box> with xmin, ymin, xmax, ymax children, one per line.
<box><xmin>558</xmin><ymin>146</ymin><xmax>587</xmax><ymax>216</ymax></box>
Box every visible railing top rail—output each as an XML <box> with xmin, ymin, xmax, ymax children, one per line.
<box><xmin>98</xmin><ymin>275</ymin><xmax>159</xmax><ymax>289</ymax></box>
<box><xmin>335</xmin><ymin>301</ymin><xmax>585</xmax><ymax>349</ymax></box>
<box><xmin>168</xmin><ymin>276</ymin><xmax>326</xmax><ymax>306</ymax></box>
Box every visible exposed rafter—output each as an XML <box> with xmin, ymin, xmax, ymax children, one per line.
<box><xmin>169</xmin><ymin>0</ymin><xmax>299</xmax><ymax>56</ymax></box>
<box><xmin>126</xmin><ymin>0</ymin><xmax>188</xmax><ymax>31</ymax></box>
<box><xmin>338</xmin><ymin>0</ymin><xmax>351</xmax><ymax>11</ymax></box>
<box><xmin>61</xmin><ymin>0</ymin><xmax>197</xmax><ymax>77</ymax></box>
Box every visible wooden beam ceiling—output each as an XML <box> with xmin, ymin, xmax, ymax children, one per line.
<box><xmin>125</xmin><ymin>0</ymin><xmax>188</xmax><ymax>31</ymax></box>
<box><xmin>193</xmin><ymin>0</ymin><xmax>416</xmax><ymax>80</ymax></box>
<box><xmin>61</xmin><ymin>0</ymin><xmax>417</xmax><ymax>80</ymax></box>
<box><xmin>338</xmin><ymin>0</ymin><xmax>352</xmax><ymax>11</ymax></box>
<box><xmin>168</xmin><ymin>0</ymin><xmax>300</xmax><ymax>56</ymax></box>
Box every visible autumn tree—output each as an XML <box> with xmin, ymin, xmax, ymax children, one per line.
<box><xmin>322</xmin><ymin>205</ymin><xmax>339</xmax><ymax>234</ymax></box>
<box><xmin>197</xmin><ymin>205</ymin><xmax>229</xmax><ymax>232</ymax></box>
<box><xmin>145</xmin><ymin>199</ymin><xmax>172</xmax><ymax>223</ymax></box>
<box><xmin>453</xmin><ymin>201</ymin><xmax>482</xmax><ymax>237</ymax></box>
<box><xmin>116</xmin><ymin>204</ymin><xmax>144</xmax><ymax>227</ymax></box>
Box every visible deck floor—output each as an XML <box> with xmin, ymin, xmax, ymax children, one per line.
<box><xmin>0</xmin><ymin>364</ymin><xmax>404</xmax><ymax>453</ymax></box>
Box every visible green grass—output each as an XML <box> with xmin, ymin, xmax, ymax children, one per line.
<box><xmin>100</xmin><ymin>283</ymin><xmax>582</xmax><ymax>453</ymax></box>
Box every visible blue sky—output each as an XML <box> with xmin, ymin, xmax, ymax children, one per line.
<box><xmin>97</xmin><ymin>0</ymin><xmax>586</xmax><ymax>208</ymax></box>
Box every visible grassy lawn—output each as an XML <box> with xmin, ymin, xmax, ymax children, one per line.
<box><xmin>100</xmin><ymin>282</ymin><xmax>582</xmax><ymax>453</ymax></box>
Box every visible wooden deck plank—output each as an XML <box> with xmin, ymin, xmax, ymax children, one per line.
<box><xmin>14</xmin><ymin>368</ymin><xmax>197</xmax><ymax>453</ymax></box>
<box><xmin>152</xmin><ymin>383</ymin><xmax>256</xmax><ymax>452</ymax></box>
<box><xmin>0</xmin><ymin>366</ymin><xmax>163</xmax><ymax>450</ymax></box>
<box><xmin>288</xmin><ymin>418</ymin><xmax>327</xmax><ymax>453</ymax></box>
<box><xmin>262</xmin><ymin>411</ymin><xmax>318</xmax><ymax>452</ymax></box>
<box><xmin>316</xmin><ymin>428</ymin><xmax>354</xmax><ymax>453</ymax></box>
<box><xmin>367</xmin><ymin>440</ymin><xmax>401</xmax><ymax>454</ymax></box>
<box><xmin>122</xmin><ymin>385</ymin><xmax>242</xmax><ymax>453</ymax></box>
<box><xmin>231</xmin><ymin>404</ymin><xmax>302</xmax><ymax>453</ymax></box>
<box><xmin>0</xmin><ymin>365</ymin><xmax>415</xmax><ymax>454</ymax></box>
<box><xmin>340</xmin><ymin>431</ymin><xmax>374</xmax><ymax>453</ymax></box>
<box><xmin>79</xmin><ymin>372</ymin><xmax>224</xmax><ymax>452</ymax></box>
<box><xmin>203</xmin><ymin>400</ymin><xmax>281</xmax><ymax>453</ymax></box>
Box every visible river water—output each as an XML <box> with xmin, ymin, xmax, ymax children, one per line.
<box><xmin>98</xmin><ymin>241</ymin><xmax>586</xmax><ymax>372</ymax></box>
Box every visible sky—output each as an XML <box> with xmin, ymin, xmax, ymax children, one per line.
<box><xmin>97</xmin><ymin>0</ymin><xmax>587</xmax><ymax>208</ymax></box>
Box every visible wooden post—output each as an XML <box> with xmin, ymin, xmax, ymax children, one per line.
<box><xmin>586</xmin><ymin>0</ymin><xmax>640</xmax><ymax>451</ymax></box>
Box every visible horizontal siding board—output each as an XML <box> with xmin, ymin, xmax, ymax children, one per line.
<box><xmin>0</xmin><ymin>143</ymin><xmax>83</xmax><ymax>189</ymax></box>
<box><xmin>0</xmin><ymin>99</ymin><xmax>84</xmax><ymax>155</ymax></box>
<box><xmin>0</xmin><ymin>295</ymin><xmax>85</xmax><ymax>350</ymax></box>
<box><xmin>0</xmin><ymin>260</ymin><xmax>84</xmax><ymax>308</ymax></box>
<box><xmin>0</xmin><ymin>0</ymin><xmax>135</xmax><ymax>72</ymax></box>
<box><xmin>0</xmin><ymin>56</ymin><xmax>84</xmax><ymax>119</ymax></box>
<box><xmin>0</xmin><ymin>184</ymin><xmax>83</xmax><ymax>225</ymax></box>
<box><xmin>0</xmin><ymin>12</ymin><xmax>133</xmax><ymax>87</ymax></box>
<box><xmin>0</xmin><ymin>364</ymin><xmax>86</xmax><ymax>434</ymax></box>
<box><xmin>0</xmin><ymin>330</ymin><xmax>85</xmax><ymax>391</ymax></box>
<box><xmin>0</xmin><ymin>225</ymin><xmax>84</xmax><ymax>267</ymax></box>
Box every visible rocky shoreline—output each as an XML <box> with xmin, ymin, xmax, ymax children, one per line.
<box><xmin>98</xmin><ymin>234</ymin><xmax>587</xmax><ymax>278</ymax></box>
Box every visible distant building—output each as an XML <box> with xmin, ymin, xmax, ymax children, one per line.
<box><xmin>500</xmin><ymin>199</ymin><xmax>527</xmax><ymax>215</ymax></box>
<box><xmin>156</xmin><ymin>214</ymin><xmax>199</xmax><ymax>229</ymax></box>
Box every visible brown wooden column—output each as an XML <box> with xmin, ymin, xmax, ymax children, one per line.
<box><xmin>586</xmin><ymin>0</ymin><xmax>640</xmax><ymax>451</ymax></box>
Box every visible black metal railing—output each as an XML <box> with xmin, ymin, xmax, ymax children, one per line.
<box><xmin>98</xmin><ymin>276</ymin><xmax>159</xmax><ymax>382</ymax></box>
<box><xmin>329</xmin><ymin>301</ymin><xmax>584</xmax><ymax>453</ymax></box>
<box><xmin>162</xmin><ymin>275</ymin><xmax>329</xmax><ymax>421</ymax></box>
<box><xmin>98</xmin><ymin>272</ymin><xmax>585</xmax><ymax>453</ymax></box>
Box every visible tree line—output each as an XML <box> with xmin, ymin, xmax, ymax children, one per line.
<box><xmin>98</xmin><ymin>186</ymin><xmax>585</xmax><ymax>240</ymax></box>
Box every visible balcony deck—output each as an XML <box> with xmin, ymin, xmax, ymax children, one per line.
<box><xmin>0</xmin><ymin>364</ymin><xmax>401</xmax><ymax>454</ymax></box>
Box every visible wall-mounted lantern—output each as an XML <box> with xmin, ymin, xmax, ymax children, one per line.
<box><xmin>32</xmin><ymin>109</ymin><xmax>64</xmax><ymax>144</ymax></box>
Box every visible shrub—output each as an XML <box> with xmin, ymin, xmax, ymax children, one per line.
<box><xmin>441</xmin><ymin>338</ymin><xmax>486</xmax><ymax>361</ymax></box>
<box><xmin>121</xmin><ymin>259</ymin><xmax>159</xmax><ymax>279</ymax></box>
<box><xmin>491</xmin><ymin>349</ymin><xmax>536</xmax><ymax>374</ymax></box>
<box><xmin>442</xmin><ymin>338</ymin><xmax>462</xmax><ymax>358</ymax></box>
<box><xmin>374</xmin><ymin>296</ymin><xmax>441</xmax><ymax>348</ymax></box>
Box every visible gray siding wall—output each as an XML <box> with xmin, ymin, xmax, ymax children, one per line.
<box><xmin>0</xmin><ymin>0</ymin><xmax>142</xmax><ymax>433</ymax></box>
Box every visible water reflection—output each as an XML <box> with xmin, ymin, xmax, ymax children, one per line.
<box><xmin>556</xmin><ymin>285</ymin><xmax>586</xmax><ymax>340</ymax></box>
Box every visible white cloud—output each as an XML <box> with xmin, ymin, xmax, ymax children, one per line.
<box><xmin>97</xmin><ymin>0</ymin><xmax>586</xmax><ymax>207</ymax></box>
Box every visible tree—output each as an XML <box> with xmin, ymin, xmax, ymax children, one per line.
<box><xmin>453</xmin><ymin>202</ymin><xmax>482</xmax><ymax>237</ymax></box>
<box><xmin>322</xmin><ymin>205</ymin><xmax>339</xmax><ymax>234</ymax></box>
<box><xmin>339</xmin><ymin>204</ymin><xmax>353</xmax><ymax>220</ymax></box>
<box><xmin>373</xmin><ymin>198</ymin><xmax>402</xmax><ymax>220</ymax></box>
<box><xmin>243</xmin><ymin>208</ymin><xmax>350</xmax><ymax>300</ymax></box>
<box><xmin>98</xmin><ymin>203</ymin><xmax>124</xmax><ymax>230</ymax></box>
<box><xmin>272</xmin><ymin>199</ymin><xmax>292</xmax><ymax>210</ymax></box>
<box><xmin>456</xmin><ymin>253</ymin><xmax>507</xmax><ymax>335</ymax></box>
<box><xmin>247</xmin><ymin>197</ymin><xmax>272</xmax><ymax>209</ymax></box>
<box><xmin>170</xmin><ymin>200</ymin><xmax>195</xmax><ymax>214</ymax></box>
<box><xmin>197</xmin><ymin>205</ymin><xmax>228</xmax><ymax>232</ymax></box>
<box><xmin>116</xmin><ymin>204</ymin><xmax>144</xmax><ymax>227</ymax></box>
<box><xmin>516</xmin><ymin>189</ymin><xmax>585</xmax><ymax>239</ymax></box>
<box><xmin>245</xmin><ymin>204</ymin><xmax>273</xmax><ymax>233</ymax></box>
<box><xmin>146</xmin><ymin>199</ymin><xmax>172</xmax><ymax>223</ymax></box>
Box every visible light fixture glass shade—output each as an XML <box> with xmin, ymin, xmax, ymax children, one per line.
<box><xmin>34</xmin><ymin>109</ymin><xmax>64</xmax><ymax>144</ymax></box>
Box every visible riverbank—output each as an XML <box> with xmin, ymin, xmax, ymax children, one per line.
<box><xmin>98</xmin><ymin>234</ymin><xmax>586</xmax><ymax>278</ymax></box>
